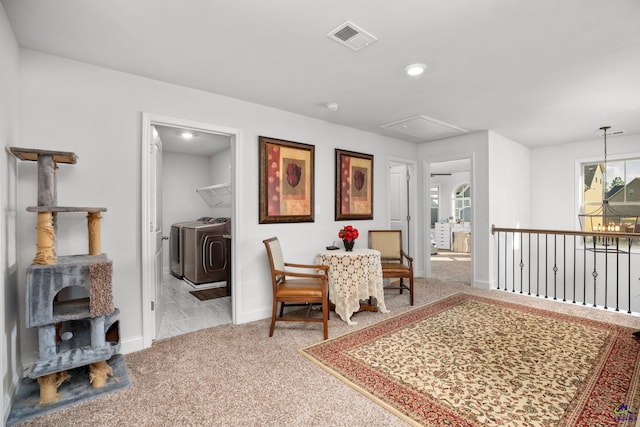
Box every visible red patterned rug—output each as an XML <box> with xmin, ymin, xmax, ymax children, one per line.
<box><xmin>300</xmin><ymin>293</ymin><xmax>640</xmax><ymax>426</ymax></box>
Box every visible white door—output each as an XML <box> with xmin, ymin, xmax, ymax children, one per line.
<box><xmin>389</xmin><ymin>163</ymin><xmax>411</xmax><ymax>254</ymax></box>
<box><xmin>151</xmin><ymin>126</ymin><xmax>164</xmax><ymax>337</ymax></box>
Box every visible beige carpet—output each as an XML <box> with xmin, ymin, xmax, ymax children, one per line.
<box><xmin>12</xmin><ymin>255</ymin><xmax>640</xmax><ymax>426</ymax></box>
<box><xmin>430</xmin><ymin>250</ymin><xmax>471</xmax><ymax>284</ymax></box>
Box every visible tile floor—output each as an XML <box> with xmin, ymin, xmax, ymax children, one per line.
<box><xmin>155</xmin><ymin>274</ymin><xmax>232</xmax><ymax>341</ymax></box>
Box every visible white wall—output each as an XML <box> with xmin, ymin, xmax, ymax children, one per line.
<box><xmin>210</xmin><ymin>147</ymin><xmax>231</xmax><ymax>185</ymax></box>
<box><xmin>488</xmin><ymin>131</ymin><xmax>532</xmax><ymax>229</ymax></box>
<box><xmin>161</xmin><ymin>151</ymin><xmax>215</xmax><ymax>271</ymax></box>
<box><xmin>487</xmin><ymin>131</ymin><xmax>532</xmax><ymax>288</ymax></box>
<box><xmin>1</xmin><ymin>3</ymin><xmax>19</xmax><ymax>423</ymax></box>
<box><xmin>14</xmin><ymin>49</ymin><xmax>420</xmax><ymax>366</ymax></box>
<box><xmin>209</xmin><ymin>147</ymin><xmax>232</xmax><ymax>218</ymax></box>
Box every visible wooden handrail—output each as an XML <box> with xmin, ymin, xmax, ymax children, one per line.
<box><xmin>491</xmin><ymin>224</ymin><xmax>640</xmax><ymax>240</ymax></box>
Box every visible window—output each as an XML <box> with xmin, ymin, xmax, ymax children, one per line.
<box><xmin>582</xmin><ymin>157</ymin><xmax>640</xmax><ymax>204</ymax></box>
<box><xmin>580</xmin><ymin>156</ymin><xmax>640</xmax><ymax>232</ymax></box>
<box><xmin>453</xmin><ymin>183</ymin><xmax>471</xmax><ymax>222</ymax></box>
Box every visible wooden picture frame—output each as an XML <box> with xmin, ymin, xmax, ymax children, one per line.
<box><xmin>335</xmin><ymin>149</ymin><xmax>373</xmax><ymax>220</ymax></box>
<box><xmin>259</xmin><ymin>136</ymin><xmax>315</xmax><ymax>223</ymax></box>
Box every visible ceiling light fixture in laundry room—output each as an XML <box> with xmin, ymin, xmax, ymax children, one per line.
<box><xmin>181</xmin><ymin>131</ymin><xmax>194</xmax><ymax>139</ymax></box>
<box><xmin>405</xmin><ymin>63</ymin><xmax>427</xmax><ymax>77</ymax></box>
<box><xmin>326</xmin><ymin>102</ymin><xmax>339</xmax><ymax>111</ymax></box>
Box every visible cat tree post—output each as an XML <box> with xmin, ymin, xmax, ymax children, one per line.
<box><xmin>37</xmin><ymin>371</ymin><xmax>70</xmax><ymax>405</ymax></box>
<box><xmin>87</xmin><ymin>211</ymin><xmax>102</xmax><ymax>255</ymax></box>
<box><xmin>33</xmin><ymin>151</ymin><xmax>60</xmax><ymax>265</ymax></box>
<box><xmin>89</xmin><ymin>360</ymin><xmax>113</xmax><ymax>388</ymax></box>
<box><xmin>36</xmin><ymin>151</ymin><xmax>57</xmax><ymax>206</ymax></box>
<box><xmin>34</xmin><ymin>211</ymin><xmax>56</xmax><ymax>265</ymax></box>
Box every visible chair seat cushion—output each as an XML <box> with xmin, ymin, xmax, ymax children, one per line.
<box><xmin>277</xmin><ymin>279</ymin><xmax>324</xmax><ymax>298</ymax></box>
<box><xmin>380</xmin><ymin>262</ymin><xmax>411</xmax><ymax>276</ymax></box>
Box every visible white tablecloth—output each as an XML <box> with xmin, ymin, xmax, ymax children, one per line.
<box><xmin>316</xmin><ymin>248</ymin><xmax>389</xmax><ymax>324</ymax></box>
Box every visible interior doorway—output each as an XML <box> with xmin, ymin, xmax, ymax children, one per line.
<box><xmin>427</xmin><ymin>158</ymin><xmax>473</xmax><ymax>285</ymax></box>
<box><xmin>141</xmin><ymin>113</ymin><xmax>240</xmax><ymax>348</ymax></box>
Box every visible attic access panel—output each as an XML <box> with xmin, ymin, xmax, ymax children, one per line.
<box><xmin>381</xmin><ymin>115</ymin><xmax>467</xmax><ymax>141</ymax></box>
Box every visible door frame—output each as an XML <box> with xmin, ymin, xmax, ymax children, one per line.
<box><xmin>141</xmin><ymin>112</ymin><xmax>241</xmax><ymax>349</ymax></box>
<box><xmin>424</xmin><ymin>155</ymin><xmax>475</xmax><ymax>282</ymax></box>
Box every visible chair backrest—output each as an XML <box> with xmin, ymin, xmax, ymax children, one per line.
<box><xmin>263</xmin><ymin>237</ymin><xmax>285</xmax><ymax>285</ymax></box>
<box><xmin>368</xmin><ymin>230</ymin><xmax>403</xmax><ymax>262</ymax></box>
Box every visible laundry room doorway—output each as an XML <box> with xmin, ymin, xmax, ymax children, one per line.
<box><xmin>141</xmin><ymin>113</ymin><xmax>240</xmax><ymax>348</ymax></box>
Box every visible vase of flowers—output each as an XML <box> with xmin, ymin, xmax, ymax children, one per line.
<box><xmin>338</xmin><ymin>225</ymin><xmax>359</xmax><ymax>252</ymax></box>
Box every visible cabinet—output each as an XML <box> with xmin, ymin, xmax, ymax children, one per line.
<box><xmin>434</xmin><ymin>223</ymin><xmax>451</xmax><ymax>250</ymax></box>
<box><xmin>434</xmin><ymin>222</ymin><xmax>471</xmax><ymax>252</ymax></box>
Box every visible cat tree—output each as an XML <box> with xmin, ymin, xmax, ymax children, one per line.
<box><xmin>9</xmin><ymin>147</ymin><xmax>124</xmax><ymax>406</ymax></box>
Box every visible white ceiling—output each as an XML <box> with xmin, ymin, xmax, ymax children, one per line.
<box><xmin>3</xmin><ymin>0</ymin><xmax>640</xmax><ymax>147</ymax></box>
<box><xmin>154</xmin><ymin>125</ymin><xmax>230</xmax><ymax>156</ymax></box>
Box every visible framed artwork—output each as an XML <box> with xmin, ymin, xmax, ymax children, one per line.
<box><xmin>335</xmin><ymin>149</ymin><xmax>373</xmax><ymax>220</ymax></box>
<box><xmin>259</xmin><ymin>136</ymin><xmax>315</xmax><ymax>223</ymax></box>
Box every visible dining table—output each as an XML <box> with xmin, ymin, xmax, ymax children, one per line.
<box><xmin>315</xmin><ymin>248</ymin><xmax>389</xmax><ymax>325</ymax></box>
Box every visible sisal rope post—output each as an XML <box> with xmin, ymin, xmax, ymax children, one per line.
<box><xmin>89</xmin><ymin>360</ymin><xmax>113</xmax><ymax>388</ymax></box>
<box><xmin>87</xmin><ymin>211</ymin><xmax>102</xmax><ymax>255</ymax></box>
<box><xmin>34</xmin><ymin>211</ymin><xmax>56</xmax><ymax>265</ymax></box>
<box><xmin>37</xmin><ymin>371</ymin><xmax>69</xmax><ymax>405</ymax></box>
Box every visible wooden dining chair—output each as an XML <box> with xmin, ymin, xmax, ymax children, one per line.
<box><xmin>262</xmin><ymin>237</ymin><xmax>330</xmax><ymax>339</ymax></box>
<box><xmin>368</xmin><ymin>230</ymin><xmax>414</xmax><ymax>305</ymax></box>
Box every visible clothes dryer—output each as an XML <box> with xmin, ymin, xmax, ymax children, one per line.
<box><xmin>169</xmin><ymin>221</ymin><xmax>202</xmax><ymax>279</ymax></box>
<box><xmin>182</xmin><ymin>218</ymin><xmax>231</xmax><ymax>285</ymax></box>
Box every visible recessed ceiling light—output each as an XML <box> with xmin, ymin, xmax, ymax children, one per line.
<box><xmin>181</xmin><ymin>131</ymin><xmax>194</xmax><ymax>139</ymax></box>
<box><xmin>405</xmin><ymin>63</ymin><xmax>427</xmax><ymax>77</ymax></box>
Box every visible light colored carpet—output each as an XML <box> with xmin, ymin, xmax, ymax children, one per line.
<box><xmin>430</xmin><ymin>251</ymin><xmax>471</xmax><ymax>284</ymax></box>
<box><xmin>12</xmin><ymin>254</ymin><xmax>640</xmax><ymax>426</ymax></box>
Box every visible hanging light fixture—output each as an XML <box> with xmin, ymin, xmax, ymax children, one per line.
<box><xmin>579</xmin><ymin>126</ymin><xmax>639</xmax><ymax>240</ymax></box>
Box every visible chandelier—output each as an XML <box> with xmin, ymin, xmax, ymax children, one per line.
<box><xmin>579</xmin><ymin>126</ymin><xmax>639</xmax><ymax>239</ymax></box>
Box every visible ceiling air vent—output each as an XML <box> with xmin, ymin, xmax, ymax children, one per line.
<box><xmin>327</xmin><ymin>21</ymin><xmax>377</xmax><ymax>51</ymax></box>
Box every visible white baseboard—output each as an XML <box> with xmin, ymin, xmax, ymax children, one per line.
<box><xmin>121</xmin><ymin>335</ymin><xmax>145</xmax><ymax>354</ymax></box>
<box><xmin>235</xmin><ymin>308</ymin><xmax>271</xmax><ymax>325</ymax></box>
<box><xmin>473</xmin><ymin>279</ymin><xmax>491</xmax><ymax>290</ymax></box>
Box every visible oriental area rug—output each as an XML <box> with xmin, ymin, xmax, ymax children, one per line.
<box><xmin>300</xmin><ymin>293</ymin><xmax>640</xmax><ymax>426</ymax></box>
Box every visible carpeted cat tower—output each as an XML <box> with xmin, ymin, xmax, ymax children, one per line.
<box><xmin>7</xmin><ymin>147</ymin><xmax>130</xmax><ymax>426</ymax></box>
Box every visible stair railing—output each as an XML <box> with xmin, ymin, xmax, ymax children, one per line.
<box><xmin>492</xmin><ymin>225</ymin><xmax>640</xmax><ymax>314</ymax></box>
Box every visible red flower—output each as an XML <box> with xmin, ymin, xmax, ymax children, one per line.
<box><xmin>338</xmin><ymin>225</ymin><xmax>359</xmax><ymax>242</ymax></box>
